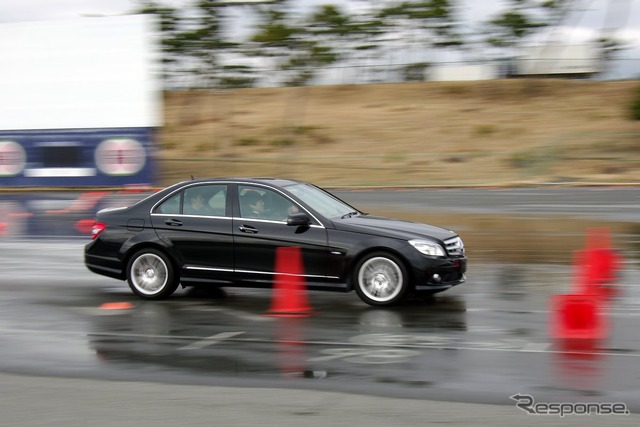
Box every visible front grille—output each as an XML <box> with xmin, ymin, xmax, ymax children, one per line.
<box><xmin>444</xmin><ymin>236</ymin><xmax>464</xmax><ymax>256</ymax></box>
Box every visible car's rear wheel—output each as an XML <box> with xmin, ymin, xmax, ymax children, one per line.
<box><xmin>126</xmin><ymin>249</ymin><xmax>178</xmax><ymax>299</ymax></box>
<box><xmin>353</xmin><ymin>252</ymin><xmax>409</xmax><ymax>306</ymax></box>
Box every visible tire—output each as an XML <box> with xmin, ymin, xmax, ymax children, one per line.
<box><xmin>352</xmin><ymin>252</ymin><xmax>409</xmax><ymax>306</ymax></box>
<box><xmin>126</xmin><ymin>248</ymin><xmax>179</xmax><ymax>299</ymax></box>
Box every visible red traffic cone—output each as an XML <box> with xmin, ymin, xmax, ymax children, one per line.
<box><xmin>549</xmin><ymin>294</ymin><xmax>608</xmax><ymax>340</ymax></box>
<box><xmin>585</xmin><ymin>247</ymin><xmax>620</xmax><ymax>300</ymax></box>
<box><xmin>575</xmin><ymin>228</ymin><xmax>622</xmax><ymax>300</ymax></box>
<box><xmin>266</xmin><ymin>246</ymin><xmax>312</xmax><ymax>317</ymax></box>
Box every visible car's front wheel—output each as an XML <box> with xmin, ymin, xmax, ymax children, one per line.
<box><xmin>353</xmin><ymin>252</ymin><xmax>409</xmax><ymax>306</ymax></box>
<box><xmin>126</xmin><ymin>249</ymin><xmax>178</xmax><ymax>299</ymax></box>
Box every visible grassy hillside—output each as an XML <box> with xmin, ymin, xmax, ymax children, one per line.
<box><xmin>157</xmin><ymin>79</ymin><xmax>640</xmax><ymax>187</ymax></box>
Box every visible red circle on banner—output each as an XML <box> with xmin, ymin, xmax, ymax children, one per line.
<box><xmin>95</xmin><ymin>138</ymin><xmax>146</xmax><ymax>176</ymax></box>
<box><xmin>0</xmin><ymin>140</ymin><xmax>27</xmax><ymax>176</ymax></box>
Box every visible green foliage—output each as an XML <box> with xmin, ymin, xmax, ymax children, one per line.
<box><xmin>481</xmin><ymin>0</ymin><xmax>575</xmax><ymax>49</ymax></box>
<box><xmin>475</xmin><ymin>124</ymin><xmax>497</xmax><ymax>136</ymax></box>
<box><xmin>402</xmin><ymin>62</ymin><xmax>430</xmax><ymax>82</ymax></box>
<box><xmin>235</xmin><ymin>138</ymin><xmax>261</xmax><ymax>147</ymax></box>
<box><xmin>508</xmin><ymin>151</ymin><xmax>535</xmax><ymax>169</ymax></box>
<box><xmin>630</xmin><ymin>86</ymin><xmax>640</xmax><ymax>121</ymax></box>
<box><xmin>485</xmin><ymin>11</ymin><xmax>546</xmax><ymax>47</ymax></box>
<box><xmin>377</xmin><ymin>0</ymin><xmax>463</xmax><ymax>50</ymax></box>
<box><xmin>251</xmin><ymin>10</ymin><xmax>299</xmax><ymax>47</ymax></box>
<box><xmin>270</xmin><ymin>138</ymin><xmax>296</xmax><ymax>147</ymax></box>
<box><xmin>135</xmin><ymin>1</ymin><xmax>629</xmax><ymax>89</ymax></box>
<box><xmin>291</xmin><ymin>125</ymin><xmax>321</xmax><ymax>135</ymax></box>
<box><xmin>137</xmin><ymin>0</ymin><xmax>464</xmax><ymax>88</ymax></box>
<box><xmin>309</xmin><ymin>5</ymin><xmax>353</xmax><ymax>36</ymax></box>
<box><xmin>385</xmin><ymin>153</ymin><xmax>406</xmax><ymax>162</ymax></box>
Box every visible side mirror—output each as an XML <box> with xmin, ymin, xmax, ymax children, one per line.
<box><xmin>287</xmin><ymin>212</ymin><xmax>311</xmax><ymax>227</ymax></box>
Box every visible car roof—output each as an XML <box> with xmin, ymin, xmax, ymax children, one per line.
<box><xmin>179</xmin><ymin>177</ymin><xmax>302</xmax><ymax>187</ymax></box>
<box><xmin>140</xmin><ymin>177</ymin><xmax>306</xmax><ymax>209</ymax></box>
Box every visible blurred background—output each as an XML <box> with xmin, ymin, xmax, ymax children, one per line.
<box><xmin>1</xmin><ymin>2</ymin><xmax>640</xmax><ymax>423</ymax></box>
<box><xmin>0</xmin><ymin>0</ymin><xmax>639</xmax><ymax>189</ymax></box>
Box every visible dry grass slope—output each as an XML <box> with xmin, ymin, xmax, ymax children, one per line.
<box><xmin>158</xmin><ymin>79</ymin><xmax>640</xmax><ymax>187</ymax></box>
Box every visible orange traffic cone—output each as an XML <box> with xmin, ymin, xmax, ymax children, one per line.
<box><xmin>266</xmin><ymin>246</ymin><xmax>312</xmax><ymax>317</ymax></box>
<box><xmin>99</xmin><ymin>302</ymin><xmax>135</xmax><ymax>310</ymax></box>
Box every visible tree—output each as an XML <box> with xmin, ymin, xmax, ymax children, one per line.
<box><xmin>136</xmin><ymin>0</ymin><xmax>270</xmax><ymax>89</ymax></box>
<box><xmin>176</xmin><ymin>1</ymin><xmax>239</xmax><ymax>88</ymax></box>
<box><xmin>134</xmin><ymin>1</ymin><xmax>183</xmax><ymax>85</ymax></box>
<box><xmin>483</xmin><ymin>1</ymin><xmax>548</xmax><ymax>50</ymax></box>
<box><xmin>247</xmin><ymin>3</ymin><xmax>339</xmax><ymax>86</ymax></box>
<box><xmin>378</xmin><ymin>0</ymin><xmax>462</xmax><ymax>47</ymax></box>
<box><xmin>305</xmin><ymin>4</ymin><xmax>378</xmax><ymax>83</ymax></box>
<box><xmin>372</xmin><ymin>1</ymin><xmax>463</xmax><ymax>81</ymax></box>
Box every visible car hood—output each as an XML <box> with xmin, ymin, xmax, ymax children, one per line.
<box><xmin>332</xmin><ymin>215</ymin><xmax>458</xmax><ymax>242</ymax></box>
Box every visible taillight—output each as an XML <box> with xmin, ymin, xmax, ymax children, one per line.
<box><xmin>91</xmin><ymin>222</ymin><xmax>107</xmax><ymax>240</ymax></box>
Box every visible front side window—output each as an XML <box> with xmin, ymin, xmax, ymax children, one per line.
<box><xmin>285</xmin><ymin>182</ymin><xmax>357</xmax><ymax>219</ymax></box>
<box><xmin>239</xmin><ymin>185</ymin><xmax>300</xmax><ymax>221</ymax></box>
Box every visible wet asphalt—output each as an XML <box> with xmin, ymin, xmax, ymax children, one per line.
<box><xmin>1</xmin><ymin>188</ymin><xmax>639</xmax><ymax>425</ymax></box>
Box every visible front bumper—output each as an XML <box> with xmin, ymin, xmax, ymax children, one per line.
<box><xmin>413</xmin><ymin>257</ymin><xmax>467</xmax><ymax>292</ymax></box>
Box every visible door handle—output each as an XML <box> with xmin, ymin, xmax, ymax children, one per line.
<box><xmin>165</xmin><ymin>219</ymin><xmax>183</xmax><ymax>227</ymax></box>
<box><xmin>239</xmin><ymin>225</ymin><xmax>258</xmax><ymax>234</ymax></box>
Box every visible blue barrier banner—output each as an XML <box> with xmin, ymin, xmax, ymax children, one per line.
<box><xmin>0</xmin><ymin>128</ymin><xmax>156</xmax><ymax>187</ymax></box>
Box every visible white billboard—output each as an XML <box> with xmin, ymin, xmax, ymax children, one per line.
<box><xmin>429</xmin><ymin>64</ymin><xmax>499</xmax><ymax>81</ymax></box>
<box><xmin>0</xmin><ymin>14</ymin><xmax>161</xmax><ymax>131</ymax></box>
<box><xmin>515</xmin><ymin>44</ymin><xmax>603</xmax><ymax>76</ymax></box>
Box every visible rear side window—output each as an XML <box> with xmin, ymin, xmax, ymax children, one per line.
<box><xmin>155</xmin><ymin>192</ymin><xmax>181</xmax><ymax>215</ymax></box>
<box><xmin>154</xmin><ymin>184</ymin><xmax>228</xmax><ymax>216</ymax></box>
<box><xmin>183</xmin><ymin>184</ymin><xmax>227</xmax><ymax>216</ymax></box>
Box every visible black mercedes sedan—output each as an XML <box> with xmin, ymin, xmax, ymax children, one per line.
<box><xmin>85</xmin><ymin>178</ymin><xmax>466</xmax><ymax>306</ymax></box>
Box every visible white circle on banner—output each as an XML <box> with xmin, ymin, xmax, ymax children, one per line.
<box><xmin>95</xmin><ymin>138</ymin><xmax>146</xmax><ymax>176</ymax></box>
<box><xmin>0</xmin><ymin>140</ymin><xmax>27</xmax><ymax>176</ymax></box>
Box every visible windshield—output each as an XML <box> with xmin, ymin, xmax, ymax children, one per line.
<box><xmin>285</xmin><ymin>183</ymin><xmax>359</xmax><ymax>219</ymax></box>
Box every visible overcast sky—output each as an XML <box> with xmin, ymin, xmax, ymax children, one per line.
<box><xmin>1</xmin><ymin>0</ymin><xmax>637</xmax><ymax>41</ymax></box>
<box><xmin>1</xmin><ymin>0</ymin><xmax>637</xmax><ymax>31</ymax></box>
<box><xmin>1</xmin><ymin>0</ymin><xmax>638</xmax><ymax>78</ymax></box>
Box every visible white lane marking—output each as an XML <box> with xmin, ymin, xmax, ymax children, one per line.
<box><xmin>178</xmin><ymin>331</ymin><xmax>246</xmax><ymax>351</ymax></box>
<box><xmin>178</xmin><ymin>306</ymin><xmax>273</xmax><ymax>322</ymax></box>
<box><xmin>522</xmin><ymin>342</ymin><xmax>551</xmax><ymax>352</ymax></box>
<box><xmin>308</xmin><ymin>348</ymin><xmax>421</xmax><ymax>364</ymax></box>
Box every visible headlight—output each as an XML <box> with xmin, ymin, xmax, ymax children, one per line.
<box><xmin>409</xmin><ymin>239</ymin><xmax>445</xmax><ymax>256</ymax></box>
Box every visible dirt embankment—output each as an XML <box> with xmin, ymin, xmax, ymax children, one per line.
<box><xmin>157</xmin><ymin>79</ymin><xmax>640</xmax><ymax>187</ymax></box>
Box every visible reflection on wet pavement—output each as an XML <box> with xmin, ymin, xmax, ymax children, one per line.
<box><xmin>0</xmin><ymin>237</ymin><xmax>638</xmax><ymax>410</ymax></box>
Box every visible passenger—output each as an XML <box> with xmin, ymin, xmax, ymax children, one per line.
<box><xmin>185</xmin><ymin>190</ymin><xmax>213</xmax><ymax>215</ymax></box>
<box><xmin>242</xmin><ymin>191</ymin><xmax>265</xmax><ymax>218</ymax></box>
